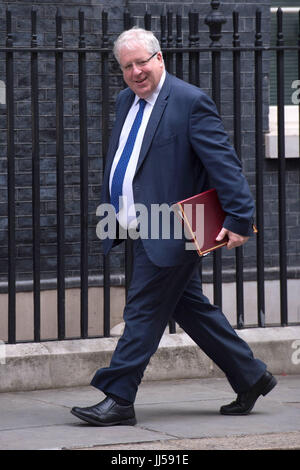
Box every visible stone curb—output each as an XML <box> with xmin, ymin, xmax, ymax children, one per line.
<box><xmin>0</xmin><ymin>326</ymin><xmax>300</xmax><ymax>392</ymax></box>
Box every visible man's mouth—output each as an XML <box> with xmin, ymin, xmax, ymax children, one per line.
<box><xmin>135</xmin><ymin>77</ymin><xmax>147</xmax><ymax>84</ymax></box>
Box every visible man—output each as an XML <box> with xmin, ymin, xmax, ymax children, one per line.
<box><xmin>71</xmin><ymin>28</ymin><xmax>276</xmax><ymax>426</ymax></box>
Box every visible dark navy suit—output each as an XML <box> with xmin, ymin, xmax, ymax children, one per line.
<box><xmin>91</xmin><ymin>73</ymin><xmax>266</xmax><ymax>402</ymax></box>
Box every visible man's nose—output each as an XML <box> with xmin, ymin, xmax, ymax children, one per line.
<box><xmin>131</xmin><ymin>63</ymin><xmax>143</xmax><ymax>75</ymax></box>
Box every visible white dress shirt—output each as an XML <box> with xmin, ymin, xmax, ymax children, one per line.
<box><xmin>109</xmin><ymin>70</ymin><xmax>166</xmax><ymax>229</ymax></box>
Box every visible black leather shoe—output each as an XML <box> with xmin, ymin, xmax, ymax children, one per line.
<box><xmin>71</xmin><ymin>397</ymin><xmax>137</xmax><ymax>426</ymax></box>
<box><xmin>220</xmin><ymin>371</ymin><xmax>277</xmax><ymax>415</ymax></box>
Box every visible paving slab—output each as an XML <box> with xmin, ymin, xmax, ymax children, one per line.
<box><xmin>0</xmin><ymin>375</ymin><xmax>299</xmax><ymax>450</ymax></box>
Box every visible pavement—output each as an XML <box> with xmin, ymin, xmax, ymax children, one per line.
<box><xmin>0</xmin><ymin>374</ymin><xmax>300</xmax><ymax>451</ymax></box>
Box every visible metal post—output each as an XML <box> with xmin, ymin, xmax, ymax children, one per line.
<box><xmin>55</xmin><ymin>8</ymin><xmax>65</xmax><ymax>339</ymax></box>
<box><xmin>232</xmin><ymin>10</ymin><xmax>245</xmax><ymax>329</ymax></box>
<box><xmin>205</xmin><ymin>0</ymin><xmax>226</xmax><ymax>309</ymax></box>
<box><xmin>6</xmin><ymin>8</ymin><xmax>16</xmax><ymax>344</ymax></box>
<box><xmin>101</xmin><ymin>10</ymin><xmax>111</xmax><ymax>337</ymax></box>
<box><xmin>276</xmin><ymin>8</ymin><xmax>288</xmax><ymax>326</ymax></box>
<box><xmin>144</xmin><ymin>9</ymin><xmax>151</xmax><ymax>31</ymax></box>
<box><xmin>78</xmin><ymin>9</ymin><xmax>89</xmax><ymax>338</ymax></box>
<box><xmin>175</xmin><ymin>12</ymin><xmax>183</xmax><ymax>79</ymax></box>
<box><xmin>166</xmin><ymin>10</ymin><xmax>174</xmax><ymax>74</ymax></box>
<box><xmin>255</xmin><ymin>9</ymin><xmax>266</xmax><ymax>327</ymax></box>
<box><xmin>188</xmin><ymin>10</ymin><xmax>199</xmax><ymax>87</ymax></box>
<box><xmin>31</xmin><ymin>7</ymin><xmax>41</xmax><ymax>340</ymax></box>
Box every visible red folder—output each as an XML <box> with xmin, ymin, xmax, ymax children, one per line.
<box><xmin>176</xmin><ymin>188</ymin><xmax>257</xmax><ymax>256</ymax></box>
<box><xmin>176</xmin><ymin>188</ymin><xmax>229</xmax><ymax>256</ymax></box>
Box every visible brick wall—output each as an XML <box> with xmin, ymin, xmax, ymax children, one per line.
<box><xmin>0</xmin><ymin>0</ymin><xmax>299</xmax><ymax>286</ymax></box>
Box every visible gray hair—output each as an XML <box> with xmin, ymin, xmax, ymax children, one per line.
<box><xmin>113</xmin><ymin>27</ymin><xmax>161</xmax><ymax>63</ymax></box>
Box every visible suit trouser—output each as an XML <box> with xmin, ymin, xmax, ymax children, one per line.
<box><xmin>91</xmin><ymin>238</ymin><xmax>266</xmax><ymax>403</ymax></box>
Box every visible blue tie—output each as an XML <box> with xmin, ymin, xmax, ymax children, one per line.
<box><xmin>111</xmin><ymin>99</ymin><xmax>146</xmax><ymax>214</ymax></box>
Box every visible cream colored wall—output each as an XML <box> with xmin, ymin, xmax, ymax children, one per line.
<box><xmin>0</xmin><ymin>286</ymin><xmax>125</xmax><ymax>342</ymax></box>
<box><xmin>0</xmin><ymin>279</ymin><xmax>300</xmax><ymax>342</ymax></box>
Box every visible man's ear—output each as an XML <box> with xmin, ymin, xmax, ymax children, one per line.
<box><xmin>157</xmin><ymin>51</ymin><xmax>164</xmax><ymax>63</ymax></box>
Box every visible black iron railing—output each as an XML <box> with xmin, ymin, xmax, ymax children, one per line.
<box><xmin>0</xmin><ymin>3</ymin><xmax>299</xmax><ymax>343</ymax></box>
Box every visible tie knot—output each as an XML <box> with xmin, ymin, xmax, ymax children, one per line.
<box><xmin>139</xmin><ymin>98</ymin><xmax>146</xmax><ymax>109</ymax></box>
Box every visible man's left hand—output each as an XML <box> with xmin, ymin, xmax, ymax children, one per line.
<box><xmin>216</xmin><ymin>228</ymin><xmax>249</xmax><ymax>250</ymax></box>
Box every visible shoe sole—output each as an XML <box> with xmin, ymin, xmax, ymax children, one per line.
<box><xmin>71</xmin><ymin>409</ymin><xmax>137</xmax><ymax>426</ymax></box>
<box><xmin>220</xmin><ymin>375</ymin><xmax>278</xmax><ymax>416</ymax></box>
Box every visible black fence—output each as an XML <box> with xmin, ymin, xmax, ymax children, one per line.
<box><xmin>0</xmin><ymin>3</ymin><xmax>299</xmax><ymax>344</ymax></box>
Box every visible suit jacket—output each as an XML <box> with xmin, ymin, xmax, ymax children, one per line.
<box><xmin>100</xmin><ymin>72</ymin><xmax>254</xmax><ymax>267</ymax></box>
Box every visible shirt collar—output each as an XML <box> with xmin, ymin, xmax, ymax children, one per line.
<box><xmin>133</xmin><ymin>69</ymin><xmax>166</xmax><ymax>107</ymax></box>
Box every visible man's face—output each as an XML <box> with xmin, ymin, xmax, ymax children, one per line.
<box><xmin>118</xmin><ymin>44</ymin><xmax>164</xmax><ymax>99</ymax></box>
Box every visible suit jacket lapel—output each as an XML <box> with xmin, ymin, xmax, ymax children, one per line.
<box><xmin>134</xmin><ymin>73</ymin><xmax>171</xmax><ymax>176</ymax></box>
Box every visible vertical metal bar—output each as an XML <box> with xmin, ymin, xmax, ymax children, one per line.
<box><xmin>175</xmin><ymin>12</ymin><xmax>183</xmax><ymax>79</ymax></box>
<box><xmin>78</xmin><ymin>9</ymin><xmax>89</xmax><ymax>338</ymax></box>
<box><xmin>188</xmin><ymin>10</ymin><xmax>194</xmax><ymax>84</ymax></box>
<box><xmin>166</xmin><ymin>10</ymin><xmax>174</xmax><ymax>74</ymax></box>
<box><xmin>188</xmin><ymin>10</ymin><xmax>200</xmax><ymax>87</ymax></box>
<box><xmin>101</xmin><ymin>10</ymin><xmax>111</xmax><ymax>337</ymax></box>
<box><xmin>168</xmin><ymin>318</ymin><xmax>176</xmax><ymax>334</ymax></box>
<box><xmin>167</xmin><ymin>9</ymin><xmax>176</xmax><ymax>334</ymax></box>
<box><xmin>276</xmin><ymin>8</ymin><xmax>288</xmax><ymax>325</ymax></box>
<box><xmin>254</xmin><ymin>9</ymin><xmax>265</xmax><ymax>327</ymax></box>
<box><xmin>160</xmin><ymin>5</ymin><xmax>167</xmax><ymax>81</ymax></box>
<box><xmin>211</xmin><ymin>40</ymin><xmax>223</xmax><ymax>310</ymax></box>
<box><xmin>31</xmin><ymin>7</ymin><xmax>41</xmax><ymax>341</ymax></box>
<box><xmin>160</xmin><ymin>7</ymin><xmax>167</xmax><ymax>51</ymax></box>
<box><xmin>164</xmin><ymin>9</ymin><xmax>175</xmax><ymax>334</ymax></box>
<box><xmin>205</xmin><ymin>1</ymin><xmax>226</xmax><ymax>310</ymax></box>
<box><xmin>55</xmin><ymin>8</ymin><xmax>65</xmax><ymax>339</ymax></box>
<box><xmin>144</xmin><ymin>9</ymin><xmax>151</xmax><ymax>31</ymax></box>
<box><xmin>6</xmin><ymin>8</ymin><xmax>16</xmax><ymax>344</ymax></box>
<box><xmin>233</xmin><ymin>10</ymin><xmax>245</xmax><ymax>329</ymax></box>
<box><xmin>211</xmin><ymin>48</ymin><xmax>221</xmax><ymax>106</ymax></box>
<box><xmin>124</xmin><ymin>9</ymin><xmax>133</xmax><ymax>30</ymax></box>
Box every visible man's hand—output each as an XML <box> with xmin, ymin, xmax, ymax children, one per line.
<box><xmin>216</xmin><ymin>227</ymin><xmax>249</xmax><ymax>250</ymax></box>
